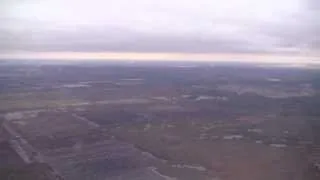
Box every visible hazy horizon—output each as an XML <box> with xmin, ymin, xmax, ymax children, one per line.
<box><xmin>1</xmin><ymin>0</ymin><xmax>319</xmax><ymax>62</ymax></box>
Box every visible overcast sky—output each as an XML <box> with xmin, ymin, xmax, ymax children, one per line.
<box><xmin>0</xmin><ymin>0</ymin><xmax>319</xmax><ymax>57</ymax></box>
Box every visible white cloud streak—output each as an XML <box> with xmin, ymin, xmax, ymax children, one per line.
<box><xmin>0</xmin><ymin>0</ymin><xmax>319</xmax><ymax>56</ymax></box>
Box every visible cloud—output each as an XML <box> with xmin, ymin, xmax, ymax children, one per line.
<box><xmin>0</xmin><ymin>0</ymin><xmax>319</xmax><ymax>56</ymax></box>
<box><xmin>308</xmin><ymin>0</ymin><xmax>320</xmax><ymax>10</ymax></box>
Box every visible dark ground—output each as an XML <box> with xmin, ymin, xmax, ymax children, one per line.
<box><xmin>1</xmin><ymin>61</ymin><xmax>320</xmax><ymax>180</ymax></box>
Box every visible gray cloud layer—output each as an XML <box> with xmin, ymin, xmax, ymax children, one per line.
<box><xmin>0</xmin><ymin>0</ymin><xmax>319</xmax><ymax>55</ymax></box>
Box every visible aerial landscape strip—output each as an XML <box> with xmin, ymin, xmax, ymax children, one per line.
<box><xmin>0</xmin><ymin>51</ymin><xmax>319</xmax><ymax>65</ymax></box>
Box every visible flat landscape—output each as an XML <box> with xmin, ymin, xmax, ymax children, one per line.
<box><xmin>1</xmin><ymin>61</ymin><xmax>320</xmax><ymax>180</ymax></box>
